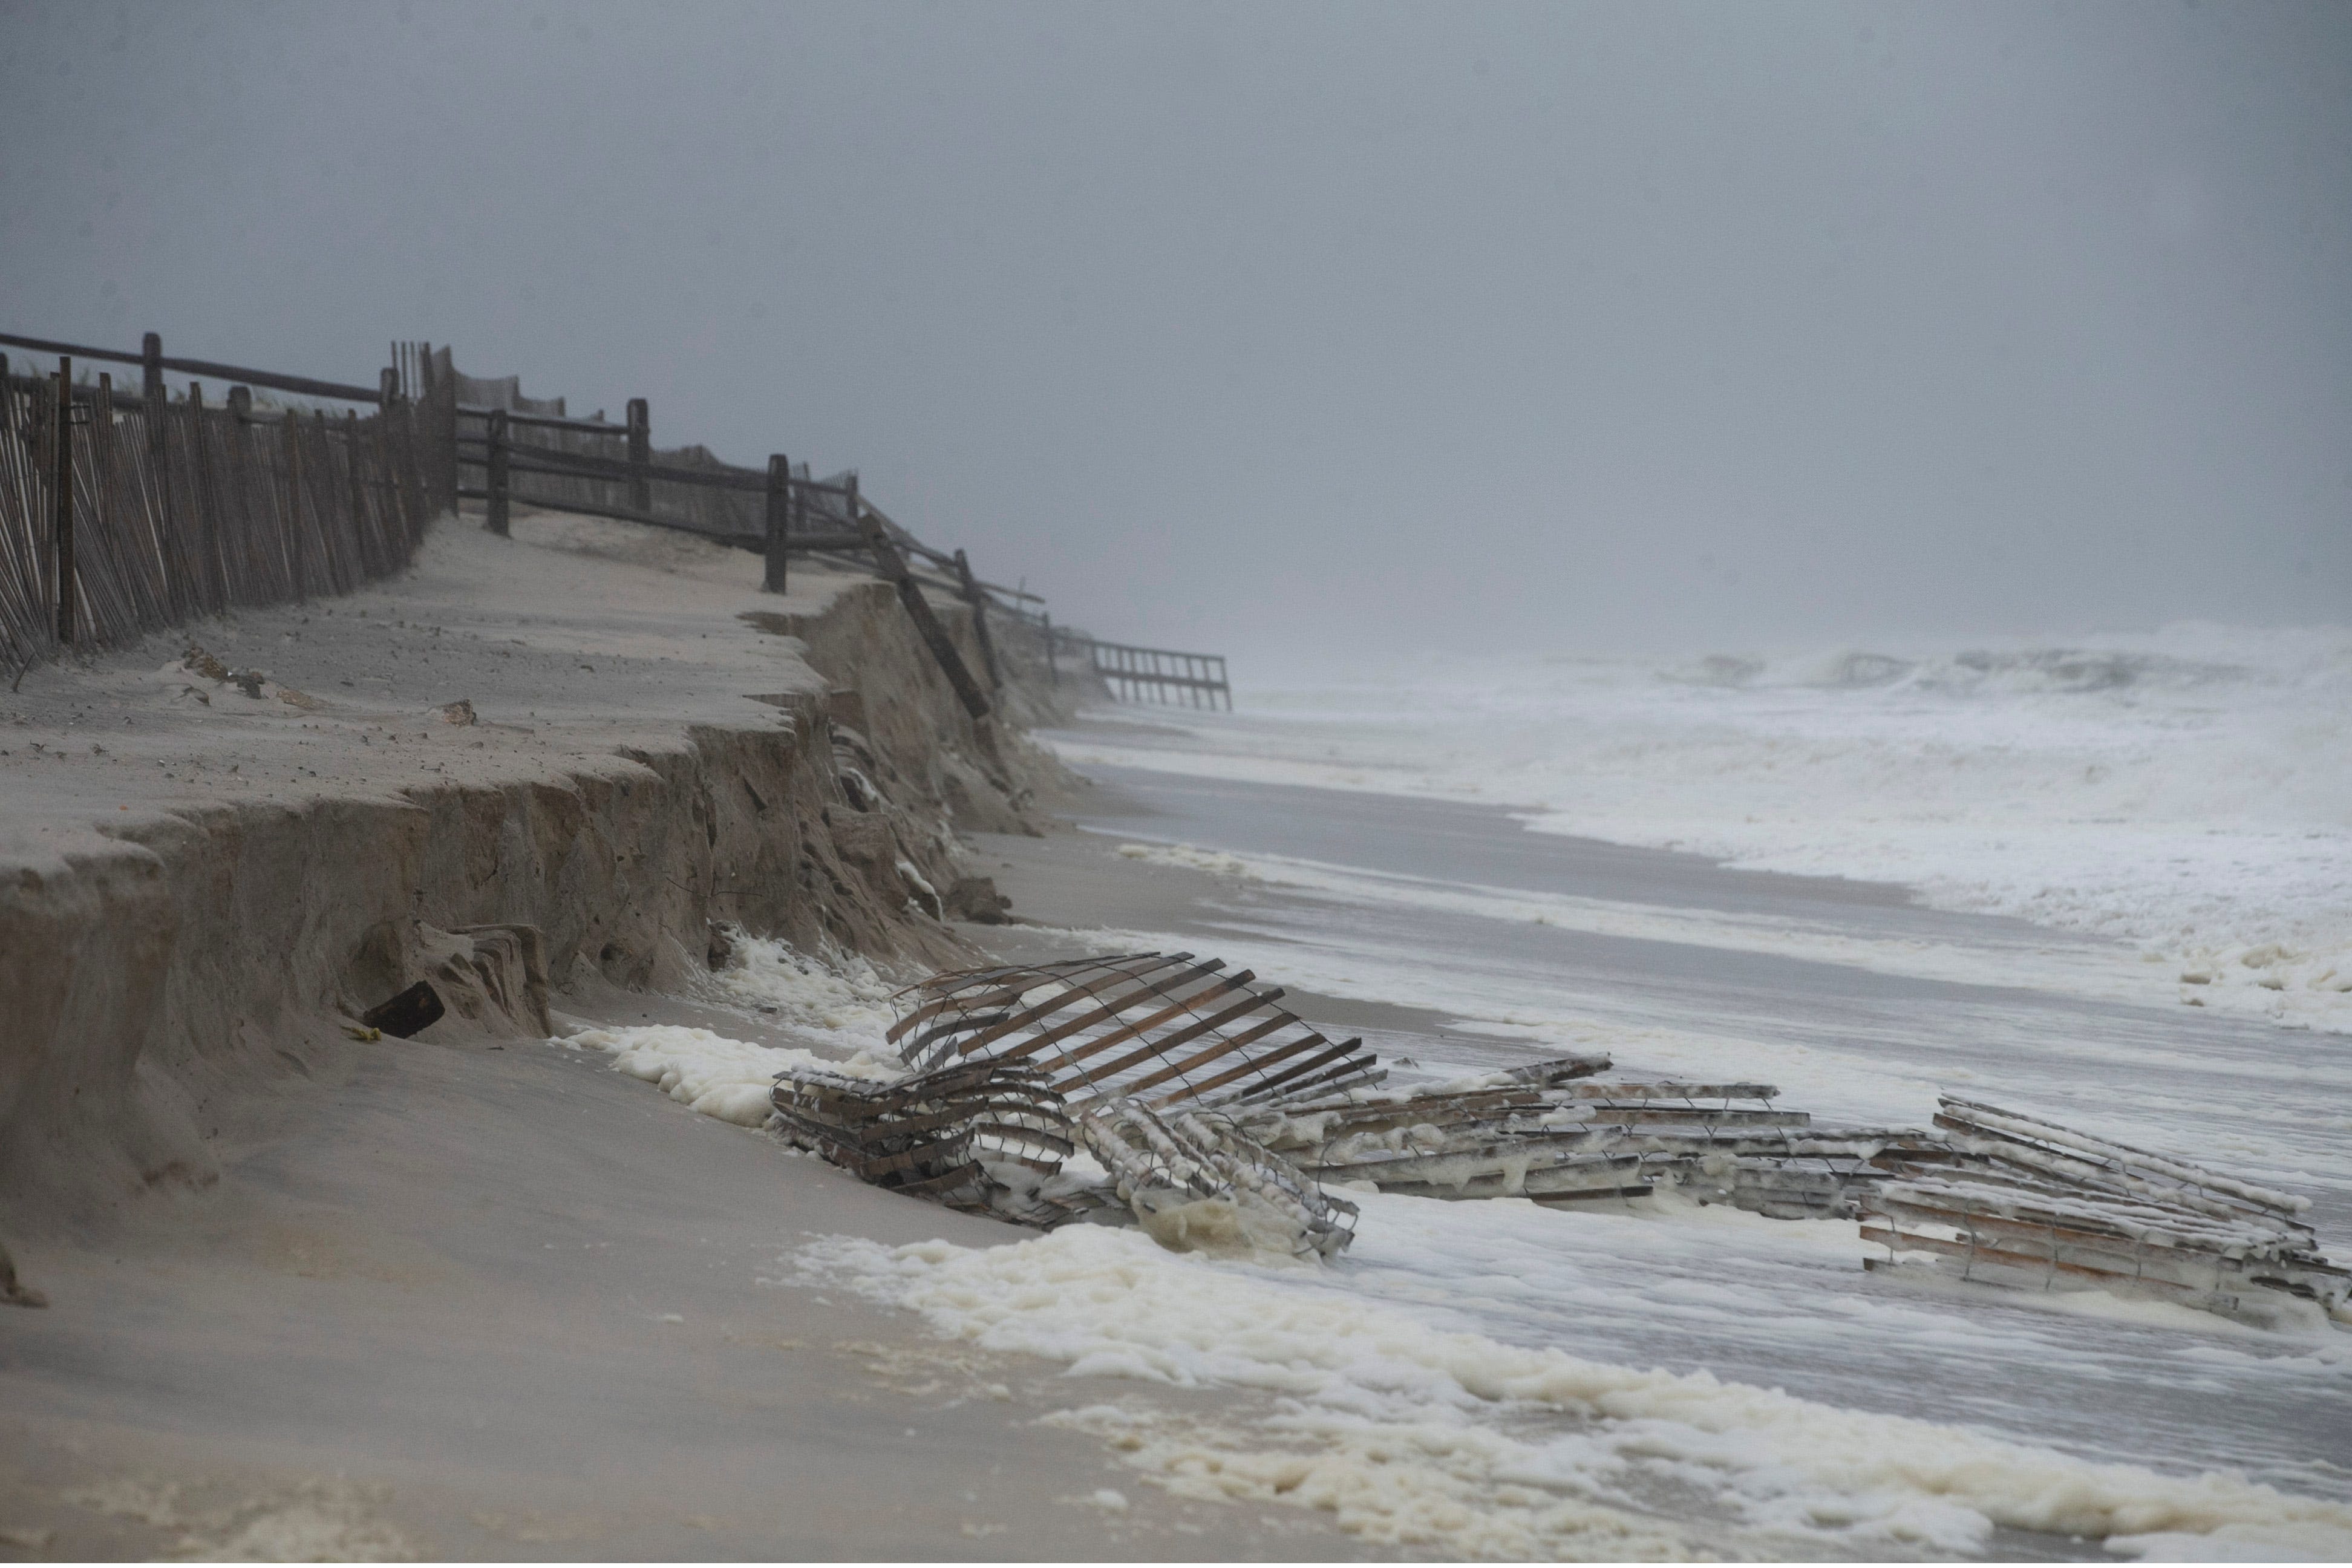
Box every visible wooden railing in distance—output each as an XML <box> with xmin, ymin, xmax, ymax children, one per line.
<box><xmin>1044</xmin><ymin>629</ymin><xmax>1232</xmax><ymax>711</ymax></box>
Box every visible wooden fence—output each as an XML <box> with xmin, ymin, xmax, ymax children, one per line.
<box><xmin>0</xmin><ymin>330</ymin><xmax>448</xmax><ymax>679</ymax></box>
<box><xmin>1046</xmin><ymin>632</ymin><xmax>1232</xmax><ymax>710</ymax></box>
<box><xmin>0</xmin><ymin>325</ymin><xmax>1235</xmax><ymax>712</ymax></box>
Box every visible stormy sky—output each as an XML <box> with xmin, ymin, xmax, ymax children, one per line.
<box><xmin>3</xmin><ymin>1</ymin><xmax>2346</xmax><ymax>663</ymax></box>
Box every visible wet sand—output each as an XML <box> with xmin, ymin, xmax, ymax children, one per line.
<box><xmin>0</xmin><ymin>986</ymin><xmax>1365</xmax><ymax>1560</ymax></box>
<box><xmin>6</xmin><ymin>705</ymin><xmax>2342</xmax><ymax>1558</ymax></box>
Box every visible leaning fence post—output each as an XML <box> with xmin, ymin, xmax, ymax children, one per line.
<box><xmin>763</xmin><ymin>453</ymin><xmax>789</xmax><ymax>593</ymax></box>
<box><xmin>849</xmin><ymin>480</ymin><xmax>991</xmax><ymax>720</ymax></box>
<box><xmin>345</xmin><ymin>409</ymin><xmax>373</xmax><ymax>572</ymax></box>
<box><xmin>485</xmin><ymin>408</ymin><xmax>510</xmax><ymax>537</ymax></box>
<box><xmin>51</xmin><ymin>358</ymin><xmax>76</xmax><ymax>644</ymax></box>
<box><xmin>953</xmin><ymin>548</ymin><xmax>1003</xmax><ymax>690</ymax></box>
<box><xmin>626</xmin><ymin>397</ymin><xmax>650</xmax><ymax>513</ymax></box>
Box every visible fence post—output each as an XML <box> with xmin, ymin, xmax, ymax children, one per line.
<box><xmin>53</xmin><ymin>358</ymin><xmax>75</xmax><ymax>645</ymax></box>
<box><xmin>420</xmin><ymin>341</ymin><xmax>457</xmax><ymax>516</ymax></box>
<box><xmin>953</xmin><ymin>548</ymin><xmax>1003</xmax><ymax>689</ymax></box>
<box><xmin>626</xmin><ymin>397</ymin><xmax>650</xmax><ymax>513</ymax></box>
<box><xmin>345</xmin><ymin>409</ymin><xmax>373</xmax><ymax>573</ymax></box>
<box><xmin>1043</xmin><ymin>612</ymin><xmax>1057</xmax><ymax>686</ymax></box>
<box><xmin>142</xmin><ymin>332</ymin><xmax>165</xmax><ymax>454</ymax></box>
<box><xmin>94</xmin><ymin>373</ymin><xmax>128</xmax><ymax>624</ymax></box>
<box><xmin>281</xmin><ymin>410</ymin><xmax>305</xmax><ymax>598</ymax></box>
<box><xmin>849</xmin><ymin>482</ymin><xmax>992</xmax><ymax>721</ymax></box>
<box><xmin>186</xmin><ymin>382</ymin><xmax>218</xmax><ymax>610</ymax></box>
<box><xmin>763</xmin><ymin>453</ymin><xmax>789</xmax><ymax>593</ymax></box>
<box><xmin>486</xmin><ymin>408</ymin><xmax>510</xmax><ymax>537</ymax></box>
<box><xmin>379</xmin><ymin>366</ymin><xmax>399</xmax><ymax>407</ymax></box>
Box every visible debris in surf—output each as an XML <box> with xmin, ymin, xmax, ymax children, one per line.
<box><xmin>768</xmin><ymin>951</ymin><xmax>2346</xmax><ymax>1319</ymax></box>
<box><xmin>771</xmin><ymin>951</ymin><xmax>1371</xmax><ymax>1256</ymax></box>
<box><xmin>1857</xmin><ymin>1095</ymin><xmax>2348</xmax><ymax>1325</ymax></box>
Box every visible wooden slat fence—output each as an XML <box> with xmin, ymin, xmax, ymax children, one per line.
<box><xmin>1085</xmin><ymin>636</ymin><xmax>1232</xmax><ymax>710</ymax></box>
<box><xmin>0</xmin><ymin>325</ymin><xmax>1236</xmax><ymax>711</ymax></box>
<box><xmin>0</xmin><ymin>335</ymin><xmax>448</xmax><ymax>679</ymax></box>
<box><xmin>1017</xmin><ymin>618</ymin><xmax>1231</xmax><ymax>710</ymax></box>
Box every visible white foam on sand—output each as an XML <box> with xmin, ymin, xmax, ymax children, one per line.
<box><xmin>560</xmin><ymin>1025</ymin><xmax>903</xmax><ymax>1127</ymax></box>
<box><xmin>702</xmin><ymin>932</ymin><xmax>904</xmax><ymax>1053</ymax></box>
<box><xmin>559</xmin><ymin>938</ymin><xmax>910</xmax><ymax>1126</ymax></box>
<box><xmin>1051</xmin><ymin>624</ymin><xmax>2352</xmax><ymax>1035</ymax></box>
<box><xmin>796</xmin><ymin>1220</ymin><xmax>2352</xmax><ymax>1561</ymax></box>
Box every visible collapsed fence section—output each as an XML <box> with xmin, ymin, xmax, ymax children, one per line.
<box><xmin>0</xmin><ymin>344</ymin><xmax>446</xmax><ymax>676</ymax></box>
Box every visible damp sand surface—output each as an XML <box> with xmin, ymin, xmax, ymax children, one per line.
<box><xmin>0</xmin><ymin>990</ymin><xmax>1368</xmax><ymax>1560</ymax></box>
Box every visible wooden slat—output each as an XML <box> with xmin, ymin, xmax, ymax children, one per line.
<box><xmin>1116</xmin><ymin>1008</ymin><xmax>1306</xmax><ymax>1100</ymax></box>
<box><xmin>1016</xmin><ymin>970</ymin><xmax>1263</xmax><ymax>1076</ymax></box>
<box><xmin>929</xmin><ymin>957</ymin><xmax>1218</xmax><ymax>1060</ymax></box>
<box><xmin>1050</xmin><ymin>985</ymin><xmax>1284</xmax><ymax>1088</ymax></box>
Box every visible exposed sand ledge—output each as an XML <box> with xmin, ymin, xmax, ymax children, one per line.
<box><xmin>0</xmin><ymin>509</ymin><xmax>1065</xmax><ymax>1226</ymax></box>
<box><xmin>0</xmin><ymin>512</ymin><xmax>1375</xmax><ymax>1558</ymax></box>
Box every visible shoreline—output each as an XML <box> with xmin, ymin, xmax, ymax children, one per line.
<box><xmin>942</xmin><ymin>759</ymin><xmax>2350</xmax><ymax>1547</ymax></box>
<box><xmin>4</xmin><ymin>514</ymin><xmax>2345</xmax><ymax>1559</ymax></box>
<box><xmin>1036</xmin><ymin>629</ymin><xmax>2352</xmax><ymax>1042</ymax></box>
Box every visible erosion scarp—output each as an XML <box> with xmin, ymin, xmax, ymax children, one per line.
<box><xmin>0</xmin><ymin>509</ymin><xmax>1075</xmax><ymax>1227</ymax></box>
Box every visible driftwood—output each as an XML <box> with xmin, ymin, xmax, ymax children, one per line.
<box><xmin>359</xmin><ymin>981</ymin><xmax>446</xmax><ymax>1039</ymax></box>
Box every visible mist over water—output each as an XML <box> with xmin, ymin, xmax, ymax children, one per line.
<box><xmin>4</xmin><ymin>1</ymin><xmax>2347</xmax><ymax>659</ymax></box>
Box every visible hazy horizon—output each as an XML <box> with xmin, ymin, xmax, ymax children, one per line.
<box><xmin>4</xmin><ymin>0</ymin><xmax>2345</xmax><ymax>661</ymax></box>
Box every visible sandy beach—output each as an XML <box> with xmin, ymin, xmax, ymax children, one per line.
<box><xmin>0</xmin><ymin>511</ymin><xmax>1363</xmax><ymax>1559</ymax></box>
<box><xmin>3</xmin><ymin>511</ymin><xmax>2347</xmax><ymax>1561</ymax></box>
<box><xmin>10</xmin><ymin>5</ymin><xmax>2347</xmax><ymax>1555</ymax></box>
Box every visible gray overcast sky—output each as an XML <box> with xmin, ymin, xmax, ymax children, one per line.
<box><xmin>4</xmin><ymin>1</ymin><xmax>2347</xmax><ymax>663</ymax></box>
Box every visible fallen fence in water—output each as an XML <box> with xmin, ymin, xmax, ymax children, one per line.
<box><xmin>773</xmin><ymin>950</ymin><xmax>2350</xmax><ymax>1323</ymax></box>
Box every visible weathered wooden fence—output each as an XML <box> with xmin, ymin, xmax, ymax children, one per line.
<box><xmin>0</xmin><ymin>330</ymin><xmax>448</xmax><ymax>679</ymax></box>
<box><xmin>1045</xmin><ymin>630</ymin><xmax>1232</xmax><ymax>710</ymax></box>
<box><xmin>1</xmin><ymin>325</ymin><xmax>1235</xmax><ymax>711</ymax></box>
